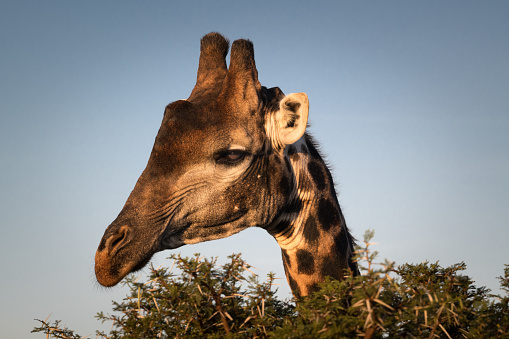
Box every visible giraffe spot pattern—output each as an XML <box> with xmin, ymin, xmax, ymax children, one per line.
<box><xmin>334</xmin><ymin>228</ymin><xmax>349</xmax><ymax>258</ymax></box>
<box><xmin>320</xmin><ymin>255</ymin><xmax>338</xmax><ymax>278</ymax></box>
<box><xmin>282</xmin><ymin>249</ymin><xmax>291</xmax><ymax>269</ymax></box>
<box><xmin>333</xmin><ymin>225</ymin><xmax>359</xmax><ymax>275</ymax></box>
<box><xmin>296</xmin><ymin>249</ymin><xmax>315</xmax><ymax>275</ymax></box>
<box><xmin>287</xmin><ymin>145</ymin><xmax>297</xmax><ymax>155</ymax></box>
<box><xmin>302</xmin><ymin>215</ymin><xmax>320</xmax><ymax>244</ymax></box>
<box><xmin>290</xmin><ymin>152</ymin><xmax>300</xmax><ymax>162</ymax></box>
<box><xmin>307</xmin><ymin>160</ymin><xmax>327</xmax><ymax>191</ymax></box>
<box><xmin>278</xmin><ymin>176</ymin><xmax>291</xmax><ymax>197</ymax></box>
<box><xmin>307</xmin><ymin>282</ymin><xmax>319</xmax><ymax>294</ymax></box>
<box><xmin>300</xmin><ymin>143</ymin><xmax>308</xmax><ymax>153</ymax></box>
<box><xmin>318</xmin><ymin>199</ymin><xmax>340</xmax><ymax>232</ymax></box>
<box><xmin>288</xmin><ymin>274</ymin><xmax>300</xmax><ymax>297</ymax></box>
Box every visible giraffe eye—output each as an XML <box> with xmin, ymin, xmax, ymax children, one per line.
<box><xmin>215</xmin><ymin>150</ymin><xmax>248</xmax><ymax>165</ymax></box>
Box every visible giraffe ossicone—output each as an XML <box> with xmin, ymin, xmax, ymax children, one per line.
<box><xmin>95</xmin><ymin>32</ymin><xmax>357</xmax><ymax>297</ymax></box>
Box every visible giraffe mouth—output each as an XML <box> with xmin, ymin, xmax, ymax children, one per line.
<box><xmin>95</xmin><ymin>222</ymin><xmax>161</xmax><ymax>287</ymax></box>
<box><xmin>95</xmin><ymin>244</ymin><xmax>156</xmax><ymax>287</ymax></box>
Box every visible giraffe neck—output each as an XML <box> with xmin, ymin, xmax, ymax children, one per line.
<box><xmin>267</xmin><ymin>135</ymin><xmax>357</xmax><ymax>297</ymax></box>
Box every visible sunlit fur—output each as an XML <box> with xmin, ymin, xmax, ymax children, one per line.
<box><xmin>95</xmin><ymin>33</ymin><xmax>357</xmax><ymax>296</ymax></box>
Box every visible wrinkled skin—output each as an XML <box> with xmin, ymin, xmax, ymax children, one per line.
<box><xmin>95</xmin><ymin>33</ymin><xmax>306</xmax><ymax>287</ymax></box>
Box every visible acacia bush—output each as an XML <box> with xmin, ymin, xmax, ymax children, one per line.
<box><xmin>33</xmin><ymin>231</ymin><xmax>509</xmax><ymax>338</ymax></box>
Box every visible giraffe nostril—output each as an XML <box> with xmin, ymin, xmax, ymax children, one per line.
<box><xmin>107</xmin><ymin>226</ymin><xmax>129</xmax><ymax>253</ymax></box>
<box><xmin>110</xmin><ymin>234</ymin><xmax>124</xmax><ymax>249</ymax></box>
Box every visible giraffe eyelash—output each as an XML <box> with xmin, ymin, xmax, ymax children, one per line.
<box><xmin>214</xmin><ymin>149</ymin><xmax>249</xmax><ymax>165</ymax></box>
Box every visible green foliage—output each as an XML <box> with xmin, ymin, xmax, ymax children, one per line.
<box><xmin>33</xmin><ymin>231</ymin><xmax>509</xmax><ymax>338</ymax></box>
<box><xmin>96</xmin><ymin>253</ymin><xmax>293</xmax><ymax>338</ymax></box>
<box><xmin>274</xmin><ymin>231</ymin><xmax>509</xmax><ymax>338</ymax></box>
<box><xmin>34</xmin><ymin>253</ymin><xmax>293</xmax><ymax>339</ymax></box>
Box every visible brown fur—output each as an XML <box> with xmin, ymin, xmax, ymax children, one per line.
<box><xmin>95</xmin><ymin>33</ymin><xmax>357</xmax><ymax>296</ymax></box>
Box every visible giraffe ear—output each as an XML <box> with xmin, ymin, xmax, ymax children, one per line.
<box><xmin>271</xmin><ymin>93</ymin><xmax>309</xmax><ymax>149</ymax></box>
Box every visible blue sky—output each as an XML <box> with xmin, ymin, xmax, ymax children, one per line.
<box><xmin>1</xmin><ymin>1</ymin><xmax>508</xmax><ymax>338</ymax></box>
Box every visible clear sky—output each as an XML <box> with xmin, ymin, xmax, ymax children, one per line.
<box><xmin>1</xmin><ymin>1</ymin><xmax>508</xmax><ymax>338</ymax></box>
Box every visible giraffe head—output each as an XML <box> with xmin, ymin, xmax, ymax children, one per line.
<box><xmin>95</xmin><ymin>33</ymin><xmax>310</xmax><ymax>287</ymax></box>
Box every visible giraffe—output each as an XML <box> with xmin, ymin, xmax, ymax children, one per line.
<box><xmin>95</xmin><ymin>32</ymin><xmax>357</xmax><ymax>297</ymax></box>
